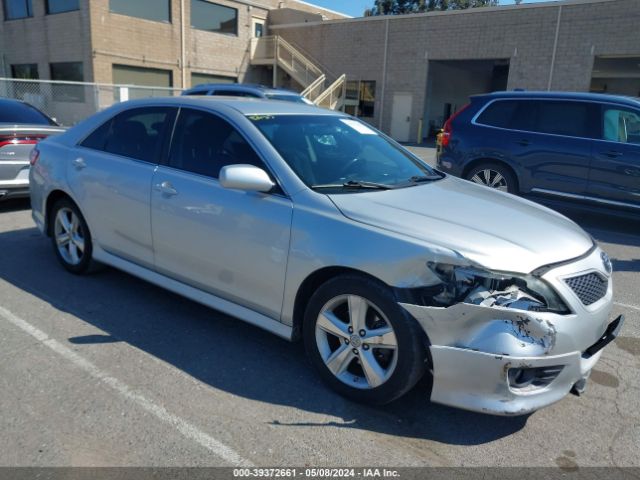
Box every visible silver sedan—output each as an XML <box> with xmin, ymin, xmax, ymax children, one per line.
<box><xmin>29</xmin><ymin>97</ymin><xmax>623</xmax><ymax>415</ymax></box>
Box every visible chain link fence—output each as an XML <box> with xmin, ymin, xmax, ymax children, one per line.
<box><xmin>0</xmin><ymin>78</ymin><xmax>183</xmax><ymax>126</ymax></box>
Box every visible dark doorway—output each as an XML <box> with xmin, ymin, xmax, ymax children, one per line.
<box><xmin>424</xmin><ymin>59</ymin><xmax>510</xmax><ymax>139</ymax></box>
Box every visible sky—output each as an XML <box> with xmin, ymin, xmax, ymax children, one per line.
<box><xmin>304</xmin><ymin>0</ymin><xmax>550</xmax><ymax>18</ymax></box>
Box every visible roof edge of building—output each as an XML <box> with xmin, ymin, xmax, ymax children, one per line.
<box><xmin>271</xmin><ymin>0</ymin><xmax>617</xmax><ymax>29</ymax></box>
<box><xmin>290</xmin><ymin>0</ymin><xmax>352</xmax><ymax>18</ymax></box>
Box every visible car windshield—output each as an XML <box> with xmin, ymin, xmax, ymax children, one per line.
<box><xmin>0</xmin><ymin>101</ymin><xmax>57</xmax><ymax>125</ymax></box>
<box><xmin>264</xmin><ymin>94</ymin><xmax>309</xmax><ymax>104</ymax></box>
<box><xmin>248</xmin><ymin>114</ymin><xmax>441</xmax><ymax>190</ymax></box>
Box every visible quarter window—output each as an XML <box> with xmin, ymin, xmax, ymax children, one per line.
<box><xmin>80</xmin><ymin>107</ymin><xmax>175</xmax><ymax>163</ymax></box>
<box><xmin>3</xmin><ymin>0</ymin><xmax>33</xmax><ymax>19</ymax></box>
<box><xmin>603</xmin><ymin>107</ymin><xmax>640</xmax><ymax>145</ymax></box>
<box><xmin>168</xmin><ymin>109</ymin><xmax>264</xmax><ymax>178</ymax></box>
<box><xmin>475</xmin><ymin>100</ymin><xmax>535</xmax><ymax>131</ymax></box>
<box><xmin>191</xmin><ymin>0</ymin><xmax>237</xmax><ymax>35</ymax></box>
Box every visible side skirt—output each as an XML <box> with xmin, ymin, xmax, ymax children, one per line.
<box><xmin>92</xmin><ymin>246</ymin><xmax>293</xmax><ymax>341</ymax></box>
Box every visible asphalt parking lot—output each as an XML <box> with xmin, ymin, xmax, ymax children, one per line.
<box><xmin>1</xmin><ymin>150</ymin><xmax>639</xmax><ymax>468</ymax></box>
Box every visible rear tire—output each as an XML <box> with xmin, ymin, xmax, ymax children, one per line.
<box><xmin>50</xmin><ymin>199</ymin><xmax>95</xmax><ymax>274</ymax></box>
<box><xmin>303</xmin><ymin>274</ymin><xmax>428</xmax><ymax>405</ymax></box>
<box><xmin>465</xmin><ymin>162</ymin><xmax>517</xmax><ymax>194</ymax></box>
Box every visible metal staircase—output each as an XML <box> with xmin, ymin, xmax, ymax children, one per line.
<box><xmin>250</xmin><ymin>35</ymin><xmax>346</xmax><ymax>111</ymax></box>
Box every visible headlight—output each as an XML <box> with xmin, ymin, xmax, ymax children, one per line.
<box><xmin>426</xmin><ymin>262</ymin><xmax>569</xmax><ymax>314</ymax></box>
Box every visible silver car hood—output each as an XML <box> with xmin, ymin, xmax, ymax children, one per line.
<box><xmin>328</xmin><ymin>176</ymin><xmax>593</xmax><ymax>274</ymax></box>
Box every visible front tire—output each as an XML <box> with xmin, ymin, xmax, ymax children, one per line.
<box><xmin>303</xmin><ymin>274</ymin><xmax>428</xmax><ymax>405</ymax></box>
<box><xmin>50</xmin><ymin>199</ymin><xmax>95</xmax><ymax>274</ymax></box>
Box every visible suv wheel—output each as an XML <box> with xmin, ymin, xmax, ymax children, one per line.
<box><xmin>303</xmin><ymin>274</ymin><xmax>428</xmax><ymax>405</ymax></box>
<box><xmin>465</xmin><ymin>162</ymin><xmax>517</xmax><ymax>194</ymax></box>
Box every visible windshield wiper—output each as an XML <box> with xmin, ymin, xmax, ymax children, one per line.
<box><xmin>311</xmin><ymin>180</ymin><xmax>392</xmax><ymax>190</ymax></box>
<box><xmin>408</xmin><ymin>174</ymin><xmax>442</xmax><ymax>183</ymax></box>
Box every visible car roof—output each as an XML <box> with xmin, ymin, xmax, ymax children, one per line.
<box><xmin>473</xmin><ymin>90</ymin><xmax>640</xmax><ymax>108</ymax></box>
<box><xmin>117</xmin><ymin>95</ymin><xmax>342</xmax><ymax>116</ymax></box>
<box><xmin>184</xmin><ymin>83</ymin><xmax>301</xmax><ymax>96</ymax></box>
<box><xmin>0</xmin><ymin>97</ymin><xmax>28</xmax><ymax>106</ymax></box>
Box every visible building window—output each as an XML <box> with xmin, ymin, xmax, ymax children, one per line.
<box><xmin>112</xmin><ymin>64</ymin><xmax>173</xmax><ymax>101</ymax></box>
<box><xmin>109</xmin><ymin>0</ymin><xmax>171</xmax><ymax>23</ymax></box>
<box><xmin>190</xmin><ymin>72</ymin><xmax>236</xmax><ymax>86</ymax></box>
<box><xmin>46</xmin><ymin>0</ymin><xmax>79</xmax><ymax>14</ymax></box>
<box><xmin>11</xmin><ymin>63</ymin><xmax>39</xmax><ymax>79</ymax></box>
<box><xmin>253</xmin><ymin>19</ymin><xmax>265</xmax><ymax>38</ymax></box>
<box><xmin>191</xmin><ymin>0</ymin><xmax>237</xmax><ymax>35</ymax></box>
<box><xmin>3</xmin><ymin>0</ymin><xmax>33</xmax><ymax>20</ymax></box>
<box><xmin>345</xmin><ymin>81</ymin><xmax>376</xmax><ymax>118</ymax></box>
<box><xmin>50</xmin><ymin>62</ymin><xmax>84</xmax><ymax>102</ymax></box>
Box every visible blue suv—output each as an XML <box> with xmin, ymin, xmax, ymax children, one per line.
<box><xmin>436</xmin><ymin>91</ymin><xmax>640</xmax><ymax>213</ymax></box>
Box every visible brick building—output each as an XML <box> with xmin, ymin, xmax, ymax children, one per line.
<box><xmin>0</xmin><ymin>0</ymin><xmax>346</xmax><ymax>88</ymax></box>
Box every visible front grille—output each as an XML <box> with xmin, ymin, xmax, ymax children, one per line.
<box><xmin>564</xmin><ymin>272</ymin><xmax>608</xmax><ymax>306</ymax></box>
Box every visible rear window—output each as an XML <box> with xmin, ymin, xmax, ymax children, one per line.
<box><xmin>0</xmin><ymin>101</ymin><xmax>56</xmax><ymax>125</ymax></box>
<box><xmin>476</xmin><ymin>99</ymin><xmax>592</xmax><ymax>138</ymax></box>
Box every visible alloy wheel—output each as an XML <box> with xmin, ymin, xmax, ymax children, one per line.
<box><xmin>54</xmin><ymin>207</ymin><xmax>85</xmax><ymax>266</ymax></box>
<box><xmin>470</xmin><ymin>168</ymin><xmax>509</xmax><ymax>191</ymax></box>
<box><xmin>315</xmin><ymin>294</ymin><xmax>398</xmax><ymax>389</ymax></box>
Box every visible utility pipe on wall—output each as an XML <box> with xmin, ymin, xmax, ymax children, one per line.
<box><xmin>378</xmin><ymin>18</ymin><xmax>390</xmax><ymax>131</ymax></box>
<box><xmin>547</xmin><ymin>5</ymin><xmax>562</xmax><ymax>91</ymax></box>
<box><xmin>181</xmin><ymin>0</ymin><xmax>186</xmax><ymax>88</ymax></box>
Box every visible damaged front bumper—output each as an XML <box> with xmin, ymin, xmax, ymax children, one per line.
<box><xmin>400</xmin><ymin>247</ymin><xmax>622</xmax><ymax>416</ymax></box>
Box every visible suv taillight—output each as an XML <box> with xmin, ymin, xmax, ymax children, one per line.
<box><xmin>440</xmin><ymin>103</ymin><xmax>470</xmax><ymax>148</ymax></box>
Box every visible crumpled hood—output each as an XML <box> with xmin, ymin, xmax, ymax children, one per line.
<box><xmin>328</xmin><ymin>176</ymin><xmax>593</xmax><ymax>274</ymax></box>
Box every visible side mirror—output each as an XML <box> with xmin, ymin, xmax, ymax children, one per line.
<box><xmin>219</xmin><ymin>164</ymin><xmax>275</xmax><ymax>192</ymax></box>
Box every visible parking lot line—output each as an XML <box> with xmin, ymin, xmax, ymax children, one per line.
<box><xmin>614</xmin><ymin>301</ymin><xmax>640</xmax><ymax>312</ymax></box>
<box><xmin>0</xmin><ymin>304</ymin><xmax>252</xmax><ymax>467</ymax></box>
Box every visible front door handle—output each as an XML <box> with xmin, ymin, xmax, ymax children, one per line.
<box><xmin>601</xmin><ymin>150</ymin><xmax>623</xmax><ymax>158</ymax></box>
<box><xmin>154</xmin><ymin>181</ymin><xmax>178</xmax><ymax>196</ymax></box>
<box><xmin>517</xmin><ymin>139</ymin><xmax>531</xmax><ymax>147</ymax></box>
<box><xmin>72</xmin><ymin>157</ymin><xmax>86</xmax><ymax>170</ymax></box>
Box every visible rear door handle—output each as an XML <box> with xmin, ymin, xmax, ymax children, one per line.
<box><xmin>600</xmin><ymin>150</ymin><xmax>623</xmax><ymax>158</ymax></box>
<box><xmin>517</xmin><ymin>139</ymin><xmax>531</xmax><ymax>147</ymax></box>
<box><xmin>154</xmin><ymin>181</ymin><xmax>178</xmax><ymax>196</ymax></box>
<box><xmin>72</xmin><ymin>157</ymin><xmax>86</xmax><ymax>170</ymax></box>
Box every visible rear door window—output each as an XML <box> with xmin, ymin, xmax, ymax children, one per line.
<box><xmin>534</xmin><ymin>101</ymin><xmax>592</xmax><ymax>138</ymax></box>
<box><xmin>80</xmin><ymin>107</ymin><xmax>176</xmax><ymax>163</ymax></box>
